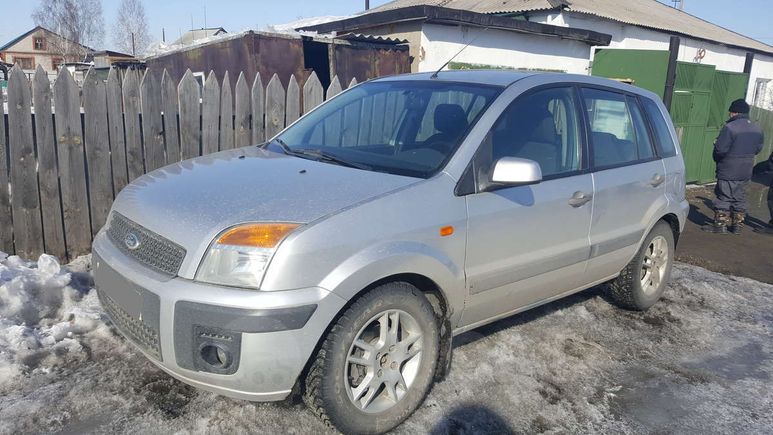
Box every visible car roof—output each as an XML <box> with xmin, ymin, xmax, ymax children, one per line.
<box><xmin>371</xmin><ymin>70</ymin><xmax>662</xmax><ymax>101</ymax></box>
<box><xmin>372</xmin><ymin>70</ymin><xmax>536</xmax><ymax>87</ymax></box>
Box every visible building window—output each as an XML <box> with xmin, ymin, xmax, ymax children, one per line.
<box><xmin>34</xmin><ymin>37</ymin><xmax>47</xmax><ymax>51</ymax></box>
<box><xmin>52</xmin><ymin>57</ymin><xmax>64</xmax><ymax>71</ymax></box>
<box><xmin>14</xmin><ymin>57</ymin><xmax>35</xmax><ymax>70</ymax></box>
<box><xmin>753</xmin><ymin>78</ymin><xmax>771</xmax><ymax>110</ymax></box>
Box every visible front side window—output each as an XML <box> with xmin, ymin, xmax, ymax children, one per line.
<box><xmin>14</xmin><ymin>57</ymin><xmax>34</xmax><ymax>70</ymax></box>
<box><xmin>474</xmin><ymin>86</ymin><xmax>583</xmax><ymax>185</ymax></box>
<box><xmin>583</xmin><ymin>88</ymin><xmax>656</xmax><ymax>168</ymax></box>
<box><xmin>276</xmin><ymin>81</ymin><xmax>501</xmax><ymax>178</ymax></box>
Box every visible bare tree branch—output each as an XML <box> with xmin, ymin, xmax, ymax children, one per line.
<box><xmin>112</xmin><ymin>0</ymin><xmax>151</xmax><ymax>56</ymax></box>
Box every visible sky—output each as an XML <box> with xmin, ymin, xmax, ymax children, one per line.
<box><xmin>1</xmin><ymin>0</ymin><xmax>772</xmax><ymax>51</ymax></box>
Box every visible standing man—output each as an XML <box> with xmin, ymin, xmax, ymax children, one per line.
<box><xmin>755</xmin><ymin>151</ymin><xmax>773</xmax><ymax>235</ymax></box>
<box><xmin>702</xmin><ymin>99</ymin><xmax>764</xmax><ymax>234</ymax></box>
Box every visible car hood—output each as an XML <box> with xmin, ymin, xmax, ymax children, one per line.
<box><xmin>110</xmin><ymin>146</ymin><xmax>419</xmax><ymax>278</ymax></box>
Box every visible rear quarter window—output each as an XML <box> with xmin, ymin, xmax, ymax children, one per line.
<box><xmin>641</xmin><ymin>98</ymin><xmax>678</xmax><ymax>158</ymax></box>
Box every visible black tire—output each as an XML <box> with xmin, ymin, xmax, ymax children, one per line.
<box><xmin>608</xmin><ymin>221</ymin><xmax>675</xmax><ymax>311</ymax></box>
<box><xmin>303</xmin><ymin>282</ymin><xmax>440</xmax><ymax>435</ymax></box>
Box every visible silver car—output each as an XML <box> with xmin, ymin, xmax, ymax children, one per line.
<box><xmin>93</xmin><ymin>71</ymin><xmax>688</xmax><ymax>434</ymax></box>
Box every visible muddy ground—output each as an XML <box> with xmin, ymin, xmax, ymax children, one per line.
<box><xmin>677</xmin><ymin>172</ymin><xmax>773</xmax><ymax>284</ymax></box>
<box><xmin>1</xmin><ymin>256</ymin><xmax>771</xmax><ymax>435</ymax></box>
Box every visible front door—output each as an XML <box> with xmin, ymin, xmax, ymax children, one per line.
<box><xmin>461</xmin><ymin>86</ymin><xmax>593</xmax><ymax>327</ymax></box>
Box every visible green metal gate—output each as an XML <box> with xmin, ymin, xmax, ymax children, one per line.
<box><xmin>592</xmin><ymin>49</ymin><xmax>751</xmax><ymax>183</ymax></box>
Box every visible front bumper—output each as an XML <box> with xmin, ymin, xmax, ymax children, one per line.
<box><xmin>92</xmin><ymin>232</ymin><xmax>346</xmax><ymax>401</ymax></box>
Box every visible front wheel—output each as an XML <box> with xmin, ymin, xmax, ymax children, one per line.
<box><xmin>608</xmin><ymin>221</ymin><xmax>675</xmax><ymax>311</ymax></box>
<box><xmin>303</xmin><ymin>282</ymin><xmax>440</xmax><ymax>434</ymax></box>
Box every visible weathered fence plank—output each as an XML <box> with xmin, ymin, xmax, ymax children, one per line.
<box><xmin>251</xmin><ymin>73</ymin><xmax>265</xmax><ymax>143</ymax></box>
<box><xmin>83</xmin><ymin>68</ymin><xmax>114</xmax><ymax>237</ymax></box>
<box><xmin>141</xmin><ymin>69</ymin><xmax>166</xmax><ymax>172</ymax></box>
<box><xmin>123</xmin><ymin>69</ymin><xmax>144</xmax><ymax>181</ymax></box>
<box><xmin>265</xmin><ymin>74</ymin><xmax>285</xmax><ymax>139</ymax></box>
<box><xmin>0</xmin><ymin>78</ymin><xmax>11</xmax><ymax>253</ymax></box>
<box><xmin>303</xmin><ymin>71</ymin><xmax>323</xmax><ymax>115</ymax></box>
<box><xmin>327</xmin><ymin>76</ymin><xmax>343</xmax><ymax>99</ymax></box>
<box><xmin>178</xmin><ymin>69</ymin><xmax>201</xmax><ymax>159</ymax></box>
<box><xmin>349</xmin><ymin>77</ymin><xmax>358</xmax><ymax>89</ymax></box>
<box><xmin>7</xmin><ymin>67</ymin><xmax>44</xmax><ymax>259</ymax></box>
<box><xmin>286</xmin><ymin>74</ymin><xmax>300</xmax><ymax>126</ymax></box>
<box><xmin>234</xmin><ymin>72</ymin><xmax>251</xmax><ymax>147</ymax></box>
<box><xmin>202</xmin><ymin>71</ymin><xmax>220</xmax><ymax>155</ymax></box>
<box><xmin>106</xmin><ymin>68</ymin><xmax>129</xmax><ymax>194</ymax></box>
<box><xmin>32</xmin><ymin>66</ymin><xmax>66</xmax><ymax>259</ymax></box>
<box><xmin>54</xmin><ymin>68</ymin><xmax>91</xmax><ymax>258</ymax></box>
<box><xmin>162</xmin><ymin>69</ymin><xmax>181</xmax><ymax>163</ymax></box>
<box><xmin>220</xmin><ymin>72</ymin><xmax>235</xmax><ymax>150</ymax></box>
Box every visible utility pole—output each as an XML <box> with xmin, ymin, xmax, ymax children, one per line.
<box><xmin>365</xmin><ymin>0</ymin><xmax>370</xmax><ymax>10</ymax></box>
<box><xmin>162</xmin><ymin>28</ymin><xmax>166</xmax><ymax>43</ymax></box>
<box><xmin>131</xmin><ymin>32</ymin><xmax>136</xmax><ymax>56</ymax></box>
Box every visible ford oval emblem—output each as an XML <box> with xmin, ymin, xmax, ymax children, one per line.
<box><xmin>124</xmin><ymin>233</ymin><xmax>141</xmax><ymax>250</ymax></box>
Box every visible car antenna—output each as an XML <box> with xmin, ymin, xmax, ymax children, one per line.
<box><xmin>430</xmin><ymin>27</ymin><xmax>489</xmax><ymax>79</ymax></box>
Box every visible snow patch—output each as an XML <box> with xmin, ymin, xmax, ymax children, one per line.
<box><xmin>0</xmin><ymin>253</ymin><xmax>102</xmax><ymax>391</ymax></box>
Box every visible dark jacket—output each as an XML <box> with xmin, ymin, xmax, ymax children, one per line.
<box><xmin>713</xmin><ymin>114</ymin><xmax>764</xmax><ymax>181</ymax></box>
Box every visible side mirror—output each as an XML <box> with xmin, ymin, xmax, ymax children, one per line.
<box><xmin>490</xmin><ymin>157</ymin><xmax>542</xmax><ymax>187</ymax></box>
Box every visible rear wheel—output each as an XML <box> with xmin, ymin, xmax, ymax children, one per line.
<box><xmin>303</xmin><ymin>282</ymin><xmax>439</xmax><ymax>434</ymax></box>
<box><xmin>608</xmin><ymin>221</ymin><xmax>675</xmax><ymax>310</ymax></box>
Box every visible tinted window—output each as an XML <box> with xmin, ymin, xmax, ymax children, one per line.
<box><xmin>478</xmin><ymin>86</ymin><xmax>582</xmax><ymax>179</ymax></box>
<box><xmin>583</xmin><ymin>88</ymin><xmax>655</xmax><ymax>168</ymax></box>
<box><xmin>277</xmin><ymin>81</ymin><xmax>500</xmax><ymax>178</ymax></box>
<box><xmin>641</xmin><ymin>97</ymin><xmax>678</xmax><ymax>157</ymax></box>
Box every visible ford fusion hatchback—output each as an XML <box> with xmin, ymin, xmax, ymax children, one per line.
<box><xmin>93</xmin><ymin>71</ymin><xmax>688</xmax><ymax>434</ymax></box>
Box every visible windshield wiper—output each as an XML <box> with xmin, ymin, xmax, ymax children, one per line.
<box><xmin>276</xmin><ymin>143</ymin><xmax>371</xmax><ymax>170</ymax></box>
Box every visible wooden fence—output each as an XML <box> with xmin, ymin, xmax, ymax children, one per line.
<box><xmin>0</xmin><ymin>65</ymin><xmax>355</xmax><ymax>260</ymax></box>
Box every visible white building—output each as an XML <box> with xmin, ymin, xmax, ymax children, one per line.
<box><xmin>301</xmin><ymin>0</ymin><xmax>773</xmax><ymax>108</ymax></box>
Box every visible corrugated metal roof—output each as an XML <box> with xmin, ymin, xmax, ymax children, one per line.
<box><xmin>365</xmin><ymin>0</ymin><xmax>773</xmax><ymax>54</ymax></box>
<box><xmin>336</xmin><ymin>33</ymin><xmax>409</xmax><ymax>44</ymax></box>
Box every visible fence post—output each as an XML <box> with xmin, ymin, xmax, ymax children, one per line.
<box><xmin>327</xmin><ymin>75</ymin><xmax>343</xmax><ymax>99</ymax></box>
<box><xmin>7</xmin><ymin>66</ymin><xmax>44</xmax><ymax>259</ymax></box>
<box><xmin>234</xmin><ymin>72</ymin><xmax>252</xmax><ymax>148</ymax></box>
<box><xmin>141</xmin><ymin>69</ymin><xmax>166</xmax><ymax>172</ymax></box>
<box><xmin>0</xmin><ymin>70</ymin><xmax>11</xmax><ymax>253</ymax></box>
<box><xmin>251</xmin><ymin>73</ymin><xmax>265</xmax><ymax>143</ymax></box>
<box><xmin>178</xmin><ymin>69</ymin><xmax>202</xmax><ymax>159</ymax></box>
<box><xmin>54</xmin><ymin>68</ymin><xmax>91</xmax><ymax>258</ymax></box>
<box><xmin>123</xmin><ymin>69</ymin><xmax>144</xmax><ymax>181</ymax></box>
<box><xmin>303</xmin><ymin>71</ymin><xmax>323</xmax><ymax>114</ymax></box>
<box><xmin>162</xmin><ymin>69</ymin><xmax>181</xmax><ymax>164</ymax></box>
<box><xmin>202</xmin><ymin>71</ymin><xmax>220</xmax><ymax>155</ymax></box>
<box><xmin>32</xmin><ymin>65</ymin><xmax>66</xmax><ymax>259</ymax></box>
<box><xmin>220</xmin><ymin>71</ymin><xmax>235</xmax><ymax>150</ymax></box>
<box><xmin>83</xmin><ymin>67</ymin><xmax>114</xmax><ymax>237</ymax></box>
<box><xmin>265</xmin><ymin>74</ymin><xmax>286</xmax><ymax>139</ymax></box>
<box><xmin>106</xmin><ymin>68</ymin><xmax>129</xmax><ymax>194</ymax></box>
<box><xmin>286</xmin><ymin>74</ymin><xmax>300</xmax><ymax>125</ymax></box>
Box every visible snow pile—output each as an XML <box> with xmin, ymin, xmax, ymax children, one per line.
<box><xmin>266</xmin><ymin>16</ymin><xmax>348</xmax><ymax>37</ymax></box>
<box><xmin>0</xmin><ymin>252</ymin><xmax>103</xmax><ymax>390</ymax></box>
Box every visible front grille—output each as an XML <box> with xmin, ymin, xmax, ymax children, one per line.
<box><xmin>107</xmin><ymin>212</ymin><xmax>186</xmax><ymax>276</ymax></box>
<box><xmin>98</xmin><ymin>290</ymin><xmax>162</xmax><ymax>360</ymax></box>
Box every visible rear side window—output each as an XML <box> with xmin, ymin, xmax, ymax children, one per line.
<box><xmin>582</xmin><ymin>88</ymin><xmax>656</xmax><ymax>168</ymax></box>
<box><xmin>641</xmin><ymin>97</ymin><xmax>678</xmax><ymax>158</ymax></box>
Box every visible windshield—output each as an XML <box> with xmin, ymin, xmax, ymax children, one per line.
<box><xmin>274</xmin><ymin>80</ymin><xmax>502</xmax><ymax>178</ymax></box>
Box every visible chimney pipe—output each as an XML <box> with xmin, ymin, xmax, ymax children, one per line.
<box><xmin>366</xmin><ymin>0</ymin><xmax>370</xmax><ymax>10</ymax></box>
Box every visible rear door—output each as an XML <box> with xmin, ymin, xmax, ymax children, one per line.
<box><xmin>581</xmin><ymin>87</ymin><xmax>669</xmax><ymax>282</ymax></box>
<box><xmin>461</xmin><ymin>86</ymin><xmax>594</xmax><ymax>327</ymax></box>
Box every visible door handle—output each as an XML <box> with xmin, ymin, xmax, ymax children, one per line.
<box><xmin>650</xmin><ymin>174</ymin><xmax>665</xmax><ymax>187</ymax></box>
<box><xmin>568</xmin><ymin>191</ymin><xmax>593</xmax><ymax>208</ymax></box>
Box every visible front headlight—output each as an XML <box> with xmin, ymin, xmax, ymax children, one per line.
<box><xmin>196</xmin><ymin>223</ymin><xmax>300</xmax><ymax>288</ymax></box>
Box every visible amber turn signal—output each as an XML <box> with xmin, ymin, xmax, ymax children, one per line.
<box><xmin>440</xmin><ymin>226</ymin><xmax>454</xmax><ymax>237</ymax></box>
<box><xmin>217</xmin><ymin>223</ymin><xmax>300</xmax><ymax>248</ymax></box>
